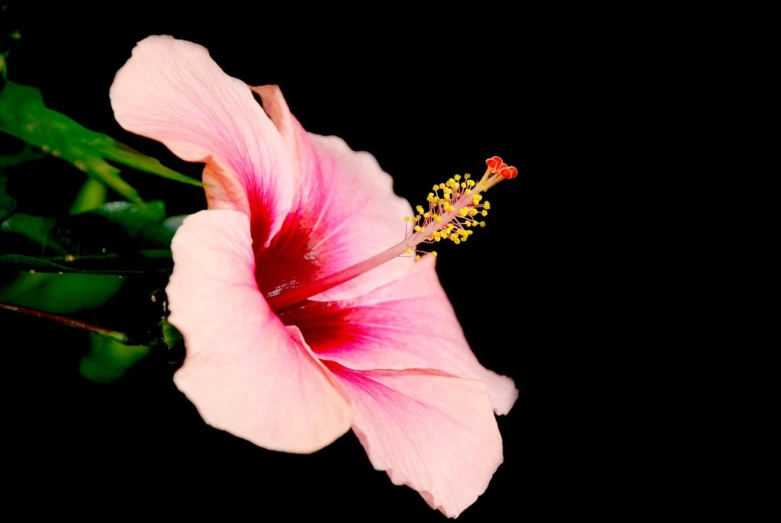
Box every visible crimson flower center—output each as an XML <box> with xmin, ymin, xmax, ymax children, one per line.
<box><xmin>265</xmin><ymin>158</ymin><xmax>516</xmax><ymax>312</ymax></box>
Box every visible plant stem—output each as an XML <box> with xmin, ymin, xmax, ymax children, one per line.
<box><xmin>0</xmin><ymin>301</ymin><xmax>130</xmax><ymax>343</ymax></box>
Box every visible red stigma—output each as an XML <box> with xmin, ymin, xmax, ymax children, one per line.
<box><xmin>485</xmin><ymin>156</ymin><xmax>503</xmax><ymax>171</ymax></box>
<box><xmin>498</xmin><ymin>165</ymin><xmax>518</xmax><ymax>179</ymax></box>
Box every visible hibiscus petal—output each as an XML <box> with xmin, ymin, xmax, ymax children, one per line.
<box><xmin>280</xmin><ymin>255</ymin><xmax>518</xmax><ymax>415</ymax></box>
<box><xmin>110</xmin><ymin>35</ymin><xmax>294</xmax><ymax>247</ymax></box>
<box><xmin>250</xmin><ymin>85</ymin><xmax>414</xmax><ymax>302</ymax></box>
<box><xmin>166</xmin><ymin>209</ymin><xmax>353</xmax><ymax>453</ymax></box>
<box><xmin>326</xmin><ymin>363</ymin><xmax>503</xmax><ymax>518</ymax></box>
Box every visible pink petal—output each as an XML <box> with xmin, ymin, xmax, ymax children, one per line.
<box><xmin>280</xmin><ymin>255</ymin><xmax>518</xmax><ymax>415</ymax></box>
<box><xmin>326</xmin><ymin>363</ymin><xmax>503</xmax><ymax>518</ymax></box>
<box><xmin>166</xmin><ymin>210</ymin><xmax>353</xmax><ymax>453</ymax></box>
<box><xmin>251</xmin><ymin>85</ymin><xmax>414</xmax><ymax>302</ymax></box>
<box><xmin>110</xmin><ymin>35</ymin><xmax>294</xmax><ymax>248</ymax></box>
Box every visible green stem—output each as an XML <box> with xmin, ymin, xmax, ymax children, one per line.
<box><xmin>0</xmin><ymin>301</ymin><xmax>130</xmax><ymax>343</ymax></box>
<box><xmin>44</xmin><ymin>250</ymin><xmax>172</xmax><ymax>262</ymax></box>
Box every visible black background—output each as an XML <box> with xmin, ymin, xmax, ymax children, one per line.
<box><xmin>2</xmin><ymin>2</ymin><xmax>602</xmax><ymax>520</ymax></box>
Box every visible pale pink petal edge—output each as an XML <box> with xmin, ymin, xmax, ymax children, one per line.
<box><xmin>167</xmin><ymin>209</ymin><xmax>353</xmax><ymax>454</ymax></box>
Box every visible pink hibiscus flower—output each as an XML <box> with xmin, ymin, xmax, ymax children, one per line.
<box><xmin>110</xmin><ymin>35</ymin><xmax>519</xmax><ymax>517</ymax></box>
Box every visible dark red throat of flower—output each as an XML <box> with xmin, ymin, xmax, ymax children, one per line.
<box><xmin>265</xmin><ymin>156</ymin><xmax>517</xmax><ymax>312</ymax></box>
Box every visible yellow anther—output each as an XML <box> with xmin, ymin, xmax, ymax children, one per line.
<box><xmin>424</xmin><ymin>212</ymin><xmax>430</xmax><ymax>218</ymax></box>
<box><xmin>454</xmin><ymin>174</ymin><xmax>461</xmax><ymax>181</ymax></box>
<box><xmin>453</xmin><ymin>238</ymin><xmax>461</xmax><ymax>245</ymax></box>
<box><xmin>469</xmin><ymin>209</ymin><xmax>477</xmax><ymax>217</ymax></box>
<box><xmin>484</xmin><ymin>202</ymin><xmax>491</xmax><ymax>210</ymax></box>
<box><xmin>404</xmin><ymin>216</ymin><xmax>411</xmax><ymax>222</ymax></box>
<box><xmin>406</xmin><ymin>247</ymin><xmax>413</xmax><ymax>254</ymax></box>
<box><xmin>433</xmin><ymin>185</ymin><xmax>439</xmax><ymax>191</ymax></box>
<box><xmin>465</xmin><ymin>221</ymin><xmax>472</xmax><ymax>227</ymax></box>
<box><xmin>468</xmin><ymin>230</ymin><xmax>474</xmax><ymax>235</ymax></box>
<box><xmin>434</xmin><ymin>214</ymin><xmax>443</xmax><ymax>222</ymax></box>
<box><xmin>464</xmin><ymin>173</ymin><xmax>471</xmax><ymax>179</ymax></box>
<box><xmin>459</xmin><ymin>208</ymin><xmax>469</xmax><ymax>217</ymax></box>
<box><xmin>482</xmin><ymin>210</ymin><xmax>488</xmax><ymax>216</ymax></box>
<box><xmin>416</xmin><ymin>205</ymin><xmax>424</xmax><ymax>214</ymax></box>
<box><xmin>461</xmin><ymin>182</ymin><xmax>466</xmax><ymax>189</ymax></box>
<box><xmin>465</xmin><ymin>189</ymin><xmax>472</xmax><ymax>195</ymax></box>
<box><xmin>480</xmin><ymin>221</ymin><xmax>486</xmax><ymax>227</ymax></box>
<box><xmin>472</xmin><ymin>194</ymin><xmax>483</xmax><ymax>204</ymax></box>
<box><xmin>415</xmin><ymin>254</ymin><xmax>421</xmax><ymax>260</ymax></box>
<box><xmin>467</xmin><ymin>180</ymin><xmax>476</xmax><ymax>187</ymax></box>
<box><xmin>447</xmin><ymin>224</ymin><xmax>454</xmax><ymax>230</ymax></box>
<box><xmin>414</xmin><ymin>225</ymin><xmax>424</xmax><ymax>232</ymax></box>
<box><xmin>439</xmin><ymin>183</ymin><xmax>446</xmax><ymax>189</ymax></box>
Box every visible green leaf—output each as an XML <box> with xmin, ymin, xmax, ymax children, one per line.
<box><xmin>161</xmin><ymin>318</ymin><xmax>185</xmax><ymax>368</ymax></box>
<box><xmin>0</xmin><ymin>80</ymin><xmax>203</xmax><ymax>203</ymax></box>
<box><xmin>79</xmin><ymin>333</ymin><xmax>150</xmax><ymax>384</ymax></box>
<box><xmin>2</xmin><ymin>203</ymin><xmax>173</xmax><ymax>267</ymax></box>
<box><xmin>0</xmin><ymin>213</ymin><xmax>68</xmax><ymax>253</ymax></box>
<box><xmin>0</xmin><ymin>271</ymin><xmax>125</xmax><ymax>314</ymax></box>
<box><xmin>0</xmin><ymin>172</ymin><xmax>15</xmax><ymax>221</ymax></box>
<box><xmin>162</xmin><ymin>319</ymin><xmax>184</xmax><ymax>349</ymax></box>
<box><xmin>1</xmin><ymin>203</ymin><xmax>174</xmax><ymax>279</ymax></box>
<box><xmin>163</xmin><ymin>214</ymin><xmax>188</xmax><ymax>232</ymax></box>
<box><xmin>75</xmin><ymin>200</ymin><xmax>175</xmax><ymax>247</ymax></box>
<box><xmin>98</xmin><ymin>141</ymin><xmax>203</xmax><ymax>187</ymax></box>
<box><xmin>82</xmin><ymin>200</ymin><xmax>165</xmax><ymax>230</ymax></box>
<box><xmin>69</xmin><ymin>178</ymin><xmax>107</xmax><ymax>214</ymax></box>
